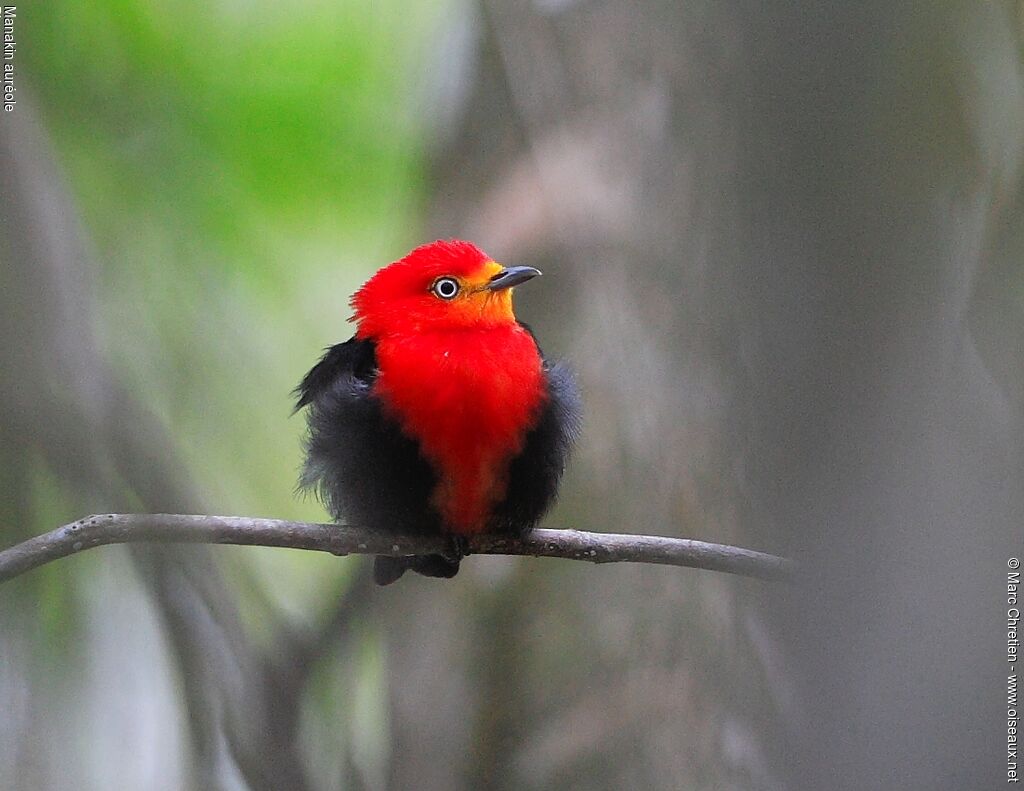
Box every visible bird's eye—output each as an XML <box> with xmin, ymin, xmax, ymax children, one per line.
<box><xmin>431</xmin><ymin>277</ymin><xmax>460</xmax><ymax>300</ymax></box>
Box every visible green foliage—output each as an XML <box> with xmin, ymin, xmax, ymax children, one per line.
<box><xmin>21</xmin><ymin>0</ymin><xmax>448</xmax><ymax>608</ymax></box>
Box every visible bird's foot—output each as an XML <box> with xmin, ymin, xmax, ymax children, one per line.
<box><xmin>443</xmin><ymin>534</ymin><xmax>470</xmax><ymax>562</ymax></box>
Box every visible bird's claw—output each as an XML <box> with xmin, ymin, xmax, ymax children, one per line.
<box><xmin>443</xmin><ymin>535</ymin><xmax>470</xmax><ymax>562</ymax></box>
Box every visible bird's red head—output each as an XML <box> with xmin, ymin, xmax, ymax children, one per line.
<box><xmin>351</xmin><ymin>240</ymin><xmax>541</xmax><ymax>339</ymax></box>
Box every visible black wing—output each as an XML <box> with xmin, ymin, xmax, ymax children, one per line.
<box><xmin>293</xmin><ymin>337</ymin><xmax>377</xmax><ymax>412</ymax></box>
<box><xmin>295</xmin><ymin>336</ymin><xmax>440</xmax><ymax>534</ymax></box>
<box><xmin>494</xmin><ymin>326</ymin><xmax>582</xmax><ymax>531</ymax></box>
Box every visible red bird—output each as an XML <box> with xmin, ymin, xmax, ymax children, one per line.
<box><xmin>295</xmin><ymin>240</ymin><xmax>581</xmax><ymax>584</ymax></box>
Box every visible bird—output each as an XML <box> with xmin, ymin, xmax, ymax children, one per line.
<box><xmin>294</xmin><ymin>239</ymin><xmax>581</xmax><ymax>585</ymax></box>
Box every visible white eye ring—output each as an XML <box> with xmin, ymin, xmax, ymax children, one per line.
<box><xmin>431</xmin><ymin>277</ymin><xmax>460</xmax><ymax>300</ymax></box>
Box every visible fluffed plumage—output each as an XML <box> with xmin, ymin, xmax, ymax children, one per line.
<box><xmin>295</xmin><ymin>240</ymin><xmax>581</xmax><ymax>584</ymax></box>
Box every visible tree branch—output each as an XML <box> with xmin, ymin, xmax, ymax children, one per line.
<box><xmin>0</xmin><ymin>514</ymin><xmax>795</xmax><ymax>585</ymax></box>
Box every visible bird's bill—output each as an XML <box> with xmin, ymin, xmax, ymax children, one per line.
<box><xmin>484</xmin><ymin>266</ymin><xmax>542</xmax><ymax>291</ymax></box>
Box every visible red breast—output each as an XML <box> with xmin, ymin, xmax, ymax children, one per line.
<box><xmin>374</xmin><ymin>324</ymin><xmax>545</xmax><ymax>534</ymax></box>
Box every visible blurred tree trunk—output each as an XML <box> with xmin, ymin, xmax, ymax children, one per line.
<box><xmin>741</xmin><ymin>4</ymin><xmax>1024</xmax><ymax>789</ymax></box>
<box><xmin>387</xmin><ymin>1</ymin><xmax>780</xmax><ymax>788</ymax></box>
<box><xmin>382</xmin><ymin>1</ymin><xmax>1024</xmax><ymax>789</ymax></box>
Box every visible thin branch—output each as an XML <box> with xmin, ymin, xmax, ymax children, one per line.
<box><xmin>0</xmin><ymin>514</ymin><xmax>795</xmax><ymax>585</ymax></box>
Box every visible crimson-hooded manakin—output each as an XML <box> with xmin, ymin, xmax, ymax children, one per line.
<box><xmin>295</xmin><ymin>240</ymin><xmax>581</xmax><ymax>584</ymax></box>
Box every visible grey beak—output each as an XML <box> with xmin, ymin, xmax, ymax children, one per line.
<box><xmin>485</xmin><ymin>266</ymin><xmax>542</xmax><ymax>291</ymax></box>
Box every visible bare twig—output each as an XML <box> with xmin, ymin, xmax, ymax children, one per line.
<box><xmin>0</xmin><ymin>513</ymin><xmax>795</xmax><ymax>585</ymax></box>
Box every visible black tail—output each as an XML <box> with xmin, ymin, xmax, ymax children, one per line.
<box><xmin>373</xmin><ymin>554</ymin><xmax>461</xmax><ymax>585</ymax></box>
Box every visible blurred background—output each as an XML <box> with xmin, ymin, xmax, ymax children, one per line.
<box><xmin>1</xmin><ymin>1</ymin><xmax>1022</xmax><ymax>789</ymax></box>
